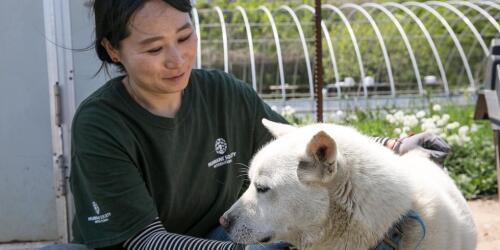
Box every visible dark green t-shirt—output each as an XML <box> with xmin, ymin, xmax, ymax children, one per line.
<box><xmin>70</xmin><ymin>69</ymin><xmax>287</xmax><ymax>248</ymax></box>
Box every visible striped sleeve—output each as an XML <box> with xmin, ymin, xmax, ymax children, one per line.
<box><xmin>123</xmin><ymin>219</ymin><xmax>245</xmax><ymax>250</ymax></box>
<box><xmin>370</xmin><ymin>136</ymin><xmax>390</xmax><ymax>147</ymax></box>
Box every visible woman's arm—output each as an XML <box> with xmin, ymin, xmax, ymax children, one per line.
<box><xmin>123</xmin><ymin>218</ymin><xmax>245</xmax><ymax>250</ymax></box>
<box><xmin>123</xmin><ymin>219</ymin><xmax>244</xmax><ymax>250</ymax></box>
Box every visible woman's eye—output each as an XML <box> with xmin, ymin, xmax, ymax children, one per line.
<box><xmin>147</xmin><ymin>47</ymin><xmax>162</xmax><ymax>53</ymax></box>
<box><xmin>256</xmin><ymin>185</ymin><xmax>270</xmax><ymax>193</ymax></box>
<box><xmin>179</xmin><ymin>33</ymin><xmax>192</xmax><ymax>42</ymax></box>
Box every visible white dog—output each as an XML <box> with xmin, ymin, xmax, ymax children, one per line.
<box><xmin>221</xmin><ymin>119</ymin><xmax>477</xmax><ymax>250</ymax></box>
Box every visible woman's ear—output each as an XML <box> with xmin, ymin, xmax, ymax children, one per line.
<box><xmin>101</xmin><ymin>38</ymin><xmax>120</xmax><ymax>63</ymax></box>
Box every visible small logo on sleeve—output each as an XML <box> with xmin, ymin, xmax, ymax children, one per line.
<box><xmin>208</xmin><ymin>138</ymin><xmax>237</xmax><ymax>168</ymax></box>
<box><xmin>87</xmin><ymin>201</ymin><xmax>112</xmax><ymax>224</ymax></box>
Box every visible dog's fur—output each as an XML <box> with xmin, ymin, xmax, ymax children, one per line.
<box><xmin>222</xmin><ymin>120</ymin><xmax>477</xmax><ymax>249</ymax></box>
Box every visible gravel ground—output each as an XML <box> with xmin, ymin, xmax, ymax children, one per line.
<box><xmin>468</xmin><ymin>195</ymin><xmax>500</xmax><ymax>250</ymax></box>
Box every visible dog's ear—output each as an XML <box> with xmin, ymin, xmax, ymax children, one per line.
<box><xmin>262</xmin><ymin>118</ymin><xmax>297</xmax><ymax>138</ymax></box>
<box><xmin>298</xmin><ymin>131</ymin><xmax>338</xmax><ymax>184</ymax></box>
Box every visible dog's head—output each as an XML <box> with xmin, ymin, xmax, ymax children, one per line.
<box><xmin>221</xmin><ymin>119</ymin><xmax>345</xmax><ymax>245</ymax></box>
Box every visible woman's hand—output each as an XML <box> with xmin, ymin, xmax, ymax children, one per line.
<box><xmin>246</xmin><ymin>241</ymin><xmax>294</xmax><ymax>250</ymax></box>
<box><xmin>389</xmin><ymin>132</ymin><xmax>451</xmax><ymax>165</ymax></box>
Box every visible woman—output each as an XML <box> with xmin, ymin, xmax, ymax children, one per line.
<box><xmin>65</xmin><ymin>0</ymin><xmax>449</xmax><ymax>249</ymax></box>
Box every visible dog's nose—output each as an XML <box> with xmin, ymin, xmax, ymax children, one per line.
<box><xmin>219</xmin><ymin>215</ymin><xmax>231</xmax><ymax>230</ymax></box>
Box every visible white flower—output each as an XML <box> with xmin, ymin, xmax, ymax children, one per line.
<box><xmin>432</xmin><ymin>115</ymin><xmax>440</xmax><ymax>122</ymax></box>
<box><xmin>447</xmin><ymin>134</ymin><xmax>460</xmax><ymax>144</ymax></box>
<box><xmin>416</xmin><ymin>110</ymin><xmax>426</xmax><ymax>118</ymax></box>
<box><xmin>446</xmin><ymin>122</ymin><xmax>460</xmax><ymax>130</ymax></box>
<box><xmin>432</xmin><ymin>104</ymin><xmax>442</xmax><ymax>112</ymax></box>
<box><xmin>402</xmin><ymin>126</ymin><xmax>410</xmax><ymax>133</ymax></box>
<box><xmin>394</xmin><ymin>128</ymin><xmax>402</xmax><ymax>134</ymax></box>
<box><xmin>386</xmin><ymin>114</ymin><xmax>396</xmax><ymax>124</ymax></box>
<box><xmin>460</xmin><ymin>135</ymin><xmax>471</xmax><ymax>143</ymax></box>
<box><xmin>281</xmin><ymin>105</ymin><xmax>296</xmax><ymax>116</ymax></box>
<box><xmin>458</xmin><ymin>126</ymin><xmax>469</xmax><ymax>137</ymax></box>
<box><xmin>437</xmin><ymin>114</ymin><xmax>450</xmax><ymax>126</ymax></box>
<box><xmin>348</xmin><ymin>114</ymin><xmax>358</xmax><ymax>121</ymax></box>
<box><xmin>403</xmin><ymin>115</ymin><xmax>419</xmax><ymax>128</ymax></box>
<box><xmin>471</xmin><ymin>124</ymin><xmax>479</xmax><ymax>132</ymax></box>
<box><xmin>394</xmin><ymin>111</ymin><xmax>405</xmax><ymax>123</ymax></box>
<box><xmin>334</xmin><ymin>110</ymin><xmax>346</xmax><ymax>120</ymax></box>
<box><xmin>421</xmin><ymin>119</ymin><xmax>436</xmax><ymax>132</ymax></box>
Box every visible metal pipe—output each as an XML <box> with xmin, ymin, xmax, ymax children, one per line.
<box><xmin>363</xmin><ymin>3</ymin><xmax>424</xmax><ymax>95</ymax></box>
<box><xmin>450</xmin><ymin>1</ymin><xmax>500</xmax><ymax>33</ymax></box>
<box><xmin>341</xmin><ymin>3</ymin><xmax>396</xmax><ymax>97</ymax></box>
<box><xmin>256</xmin><ymin>6</ymin><xmax>286</xmax><ymax>101</ymax></box>
<box><xmin>235</xmin><ymin>6</ymin><xmax>257</xmax><ymax>91</ymax></box>
<box><xmin>404</xmin><ymin>2</ymin><xmax>476</xmax><ymax>91</ymax></box>
<box><xmin>214</xmin><ymin>7</ymin><xmax>229</xmax><ymax>73</ymax></box>
<box><xmin>192</xmin><ymin>8</ymin><xmax>202</xmax><ymax>69</ymax></box>
<box><xmin>323</xmin><ymin>4</ymin><xmax>367</xmax><ymax>97</ymax></box>
<box><xmin>384</xmin><ymin>2</ymin><xmax>449</xmax><ymax>95</ymax></box>
<box><xmin>427</xmin><ymin>1</ymin><xmax>489</xmax><ymax>56</ymax></box>
<box><xmin>277</xmin><ymin>5</ymin><xmax>314</xmax><ymax>99</ymax></box>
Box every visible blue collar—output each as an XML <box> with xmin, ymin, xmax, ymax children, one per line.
<box><xmin>372</xmin><ymin>209</ymin><xmax>426</xmax><ymax>250</ymax></box>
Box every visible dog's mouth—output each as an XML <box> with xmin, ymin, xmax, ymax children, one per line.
<box><xmin>257</xmin><ymin>235</ymin><xmax>273</xmax><ymax>243</ymax></box>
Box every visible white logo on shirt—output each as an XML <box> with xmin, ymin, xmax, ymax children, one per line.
<box><xmin>92</xmin><ymin>201</ymin><xmax>100</xmax><ymax>215</ymax></box>
<box><xmin>208</xmin><ymin>138</ymin><xmax>237</xmax><ymax>168</ymax></box>
<box><xmin>88</xmin><ymin>201</ymin><xmax>111</xmax><ymax>224</ymax></box>
<box><xmin>215</xmin><ymin>138</ymin><xmax>227</xmax><ymax>155</ymax></box>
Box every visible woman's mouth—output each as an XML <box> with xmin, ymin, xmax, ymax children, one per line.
<box><xmin>165</xmin><ymin>72</ymin><xmax>185</xmax><ymax>81</ymax></box>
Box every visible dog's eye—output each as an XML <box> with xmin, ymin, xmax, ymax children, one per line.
<box><xmin>256</xmin><ymin>185</ymin><xmax>270</xmax><ymax>193</ymax></box>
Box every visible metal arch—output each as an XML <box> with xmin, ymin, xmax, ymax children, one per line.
<box><xmin>341</xmin><ymin>3</ymin><xmax>396</xmax><ymax>97</ymax></box>
<box><xmin>256</xmin><ymin>6</ymin><xmax>286</xmax><ymax>101</ymax></box>
<box><xmin>383</xmin><ymin>2</ymin><xmax>449</xmax><ymax>96</ymax></box>
<box><xmin>322</xmin><ymin>4</ymin><xmax>367</xmax><ymax>97</ymax></box>
<box><xmin>296</xmin><ymin>4</ymin><xmax>341</xmax><ymax>97</ymax></box>
<box><xmin>192</xmin><ymin>8</ymin><xmax>202</xmax><ymax>69</ymax></box>
<box><xmin>276</xmin><ymin>5</ymin><xmax>314</xmax><ymax>99</ymax></box>
<box><xmin>470</xmin><ymin>0</ymin><xmax>500</xmax><ymax>11</ymax></box>
<box><xmin>427</xmin><ymin>1</ymin><xmax>489</xmax><ymax>57</ymax></box>
<box><xmin>214</xmin><ymin>7</ymin><xmax>228</xmax><ymax>73</ymax></box>
<box><xmin>235</xmin><ymin>6</ymin><xmax>257</xmax><ymax>91</ymax></box>
<box><xmin>449</xmin><ymin>1</ymin><xmax>500</xmax><ymax>33</ymax></box>
<box><xmin>363</xmin><ymin>3</ymin><xmax>424</xmax><ymax>95</ymax></box>
<box><xmin>404</xmin><ymin>2</ymin><xmax>476</xmax><ymax>91</ymax></box>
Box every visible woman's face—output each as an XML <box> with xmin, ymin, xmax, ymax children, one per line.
<box><xmin>106</xmin><ymin>0</ymin><xmax>197</xmax><ymax>94</ymax></box>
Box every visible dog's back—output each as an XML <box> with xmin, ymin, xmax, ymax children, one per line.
<box><xmin>398</xmin><ymin>151</ymin><xmax>477</xmax><ymax>249</ymax></box>
<box><xmin>324</xmin><ymin>124</ymin><xmax>477</xmax><ymax>249</ymax></box>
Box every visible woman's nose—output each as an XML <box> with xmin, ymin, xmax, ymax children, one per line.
<box><xmin>164</xmin><ymin>47</ymin><xmax>183</xmax><ymax>69</ymax></box>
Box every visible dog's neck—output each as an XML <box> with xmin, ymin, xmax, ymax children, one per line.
<box><xmin>302</xmin><ymin>142</ymin><xmax>415</xmax><ymax>249</ymax></box>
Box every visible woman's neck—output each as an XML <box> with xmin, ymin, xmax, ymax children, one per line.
<box><xmin>123</xmin><ymin>77</ymin><xmax>182</xmax><ymax>118</ymax></box>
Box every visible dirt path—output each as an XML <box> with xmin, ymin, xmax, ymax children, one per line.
<box><xmin>468</xmin><ymin>195</ymin><xmax>500</xmax><ymax>250</ymax></box>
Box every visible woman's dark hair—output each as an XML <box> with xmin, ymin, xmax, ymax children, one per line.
<box><xmin>91</xmin><ymin>0</ymin><xmax>192</xmax><ymax>75</ymax></box>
